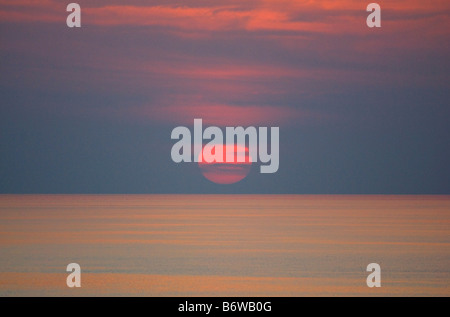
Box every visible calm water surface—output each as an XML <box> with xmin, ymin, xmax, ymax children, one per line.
<box><xmin>0</xmin><ymin>195</ymin><xmax>449</xmax><ymax>296</ymax></box>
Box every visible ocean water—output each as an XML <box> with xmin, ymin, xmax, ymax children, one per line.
<box><xmin>0</xmin><ymin>195</ymin><xmax>449</xmax><ymax>296</ymax></box>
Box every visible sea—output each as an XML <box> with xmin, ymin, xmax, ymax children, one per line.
<box><xmin>0</xmin><ymin>195</ymin><xmax>448</xmax><ymax>296</ymax></box>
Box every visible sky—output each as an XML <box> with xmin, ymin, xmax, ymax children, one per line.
<box><xmin>0</xmin><ymin>0</ymin><xmax>449</xmax><ymax>194</ymax></box>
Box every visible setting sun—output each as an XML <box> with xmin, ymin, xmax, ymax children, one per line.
<box><xmin>198</xmin><ymin>144</ymin><xmax>252</xmax><ymax>184</ymax></box>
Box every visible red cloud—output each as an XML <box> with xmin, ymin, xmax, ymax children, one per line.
<box><xmin>1</xmin><ymin>0</ymin><xmax>448</xmax><ymax>37</ymax></box>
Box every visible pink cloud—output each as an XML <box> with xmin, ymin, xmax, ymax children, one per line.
<box><xmin>1</xmin><ymin>0</ymin><xmax>447</xmax><ymax>37</ymax></box>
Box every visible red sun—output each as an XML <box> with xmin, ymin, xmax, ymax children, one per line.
<box><xmin>198</xmin><ymin>144</ymin><xmax>252</xmax><ymax>184</ymax></box>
